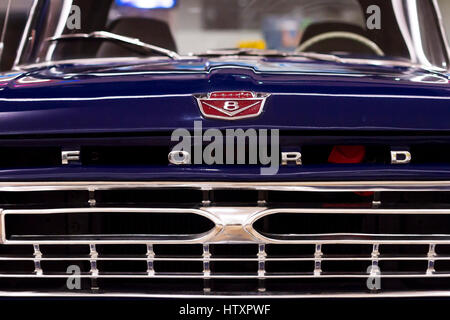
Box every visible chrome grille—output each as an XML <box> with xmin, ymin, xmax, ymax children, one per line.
<box><xmin>3</xmin><ymin>241</ymin><xmax>450</xmax><ymax>296</ymax></box>
<box><xmin>0</xmin><ymin>181</ymin><xmax>450</xmax><ymax>298</ymax></box>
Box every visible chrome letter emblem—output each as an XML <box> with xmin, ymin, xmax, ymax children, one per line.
<box><xmin>281</xmin><ymin>152</ymin><xmax>302</xmax><ymax>166</ymax></box>
<box><xmin>390</xmin><ymin>150</ymin><xmax>411</xmax><ymax>164</ymax></box>
<box><xmin>168</xmin><ymin>150</ymin><xmax>191</xmax><ymax>165</ymax></box>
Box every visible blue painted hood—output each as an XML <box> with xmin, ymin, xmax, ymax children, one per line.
<box><xmin>0</xmin><ymin>57</ymin><xmax>449</xmax><ymax>135</ymax></box>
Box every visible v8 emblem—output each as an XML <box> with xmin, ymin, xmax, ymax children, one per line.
<box><xmin>195</xmin><ymin>91</ymin><xmax>270</xmax><ymax>120</ymax></box>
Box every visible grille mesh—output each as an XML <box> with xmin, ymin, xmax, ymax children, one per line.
<box><xmin>1</xmin><ymin>242</ymin><xmax>450</xmax><ymax>295</ymax></box>
<box><xmin>0</xmin><ymin>182</ymin><xmax>449</xmax><ymax>297</ymax></box>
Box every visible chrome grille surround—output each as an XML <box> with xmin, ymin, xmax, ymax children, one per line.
<box><xmin>1</xmin><ymin>181</ymin><xmax>450</xmax><ymax>298</ymax></box>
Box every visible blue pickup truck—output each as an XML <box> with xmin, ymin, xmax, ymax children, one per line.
<box><xmin>0</xmin><ymin>0</ymin><xmax>449</xmax><ymax>298</ymax></box>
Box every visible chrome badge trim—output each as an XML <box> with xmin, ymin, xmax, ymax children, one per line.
<box><xmin>195</xmin><ymin>91</ymin><xmax>270</xmax><ymax>120</ymax></box>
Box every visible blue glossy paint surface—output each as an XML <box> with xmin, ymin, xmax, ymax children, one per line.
<box><xmin>0</xmin><ymin>165</ymin><xmax>448</xmax><ymax>182</ymax></box>
<box><xmin>0</xmin><ymin>57</ymin><xmax>448</xmax><ymax>181</ymax></box>
<box><xmin>0</xmin><ymin>57</ymin><xmax>448</xmax><ymax>135</ymax></box>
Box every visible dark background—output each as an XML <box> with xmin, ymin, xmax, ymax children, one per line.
<box><xmin>0</xmin><ymin>298</ymin><xmax>449</xmax><ymax>319</ymax></box>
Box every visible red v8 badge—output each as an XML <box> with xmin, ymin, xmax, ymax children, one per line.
<box><xmin>195</xmin><ymin>91</ymin><xmax>270</xmax><ymax>120</ymax></box>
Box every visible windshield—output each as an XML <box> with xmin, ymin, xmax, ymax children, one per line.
<box><xmin>15</xmin><ymin>0</ymin><xmax>449</xmax><ymax>68</ymax></box>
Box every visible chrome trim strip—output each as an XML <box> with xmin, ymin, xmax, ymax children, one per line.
<box><xmin>242</xmin><ymin>208</ymin><xmax>450</xmax><ymax>244</ymax></box>
<box><xmin>0</xmin><ymin>180</ymin><xmax>448</xmax><ymax>192</ymax></box>
<box><xmin>245</xmin><ymin>208</ymin><xmax>450</xmax><ymax>244</ymax></box>
<box><xmin>2</xmin><ymin>207</ymin><xmax>223</xmax><ymax>245</ymax></box>
<box><xmin>1</xmin><ymin>290</ymin><xmax>450</xmax><ymax>299</ymax></box>
<box><xmin>4</xmin><ymin>255</ymin><xmax>450</xmax><ymax>262</ymax></box>
<box><xmin>0</xmin><ymin>209</ymin><xmax>4</xmax><ymax>244</ymax></box>
<box><xmin>249</xmin><ymin>234</ymin><xmax>450</xmax><ymax>244</ymax></box>
<box><xmin>272</xmin><ymin>92</ymin><xmax>450</xmax><ymax>100</ymax></box>
<box><xmin>4</xmin><ymin>206</ymin><xmax>450</xmax><ymax>245</ymax></box>
<box><xmin>1</xmin><ymin>272</ymin><xmax>450</xmax><ymax>279</ymax></box>
<box><xmin>1</xmin><ymin>92</ymin><xmax>449</xmax><ymax>103</ymax></box>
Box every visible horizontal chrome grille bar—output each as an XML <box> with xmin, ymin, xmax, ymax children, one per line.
<box><xmin>1</xmin><ymin>255</ymin><xmax>450</xmax><ymax>261</ymax></box>
<box><xmin>2</xmin><ymin>291</ymin><xmax>450</xmax><ymax>299</ymax></box>
<box><xmin>1</xmin><ymin>272</ymin><xmax>450</xmax><ymax>279</ymax></box>
<box><xmin>0</xmin><ymin>180</ymin><xmax>447</xmax><ymax>192</ymax></box>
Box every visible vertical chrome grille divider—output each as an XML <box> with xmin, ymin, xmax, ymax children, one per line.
<box><xmin>372</xmin><ymin>192</ymin><xmax>381</xmax><ymax>208</ymax></box>
<box><xmin>314</xmin><ymin>244</ymin><xmax>323</xmax><ymax>276</ymax></box>
<box><xmin>257</xmin><ymin>191</ymin><xmax>268</xmax><ymax>207</ymax></box>
<box><xmin>202</xmin><ymin>244</ymin><xmax>211</xmax><ymax>293</ymax></box>
<box><xmin>202</xmin><ymin>190</ymin><xmax>211</xmax><ymax>207</ymax></box>
<box><xmin>89</xmin><ymin>244</ymin><xmax>99</xmax><ymax>290</ymax></box>
<box><xmin>146</xmin><ymin>244</ymin><xmax>155</xmax><ymax>276</ymax></box>
<box><xmin>369</xmin><ymin>244</ymin><xmax>381</xmax><ymax>291</ymax></box>
<box><xmin>88</xmin><ymin>188</ymin><xmax>96</xmax><ymax>207</ymax></box>
<box><xmin>427</xmin><ymin>244</ymin><xmax>437</xmax><ymax>275</ymax></box>
<box><xmin>258</xmin><ymin>244</ymin><xmax>267</xmax><ymax>292</ymax></box>
<box><xmin>33</xmin><ymin>244</ymin><xmax>43</xmax><ymax>276</ymax></box>
<box><xmin>371</xmin><ymin>244</ymin><xmax>380</xmax><ymax>273</ymax></box>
